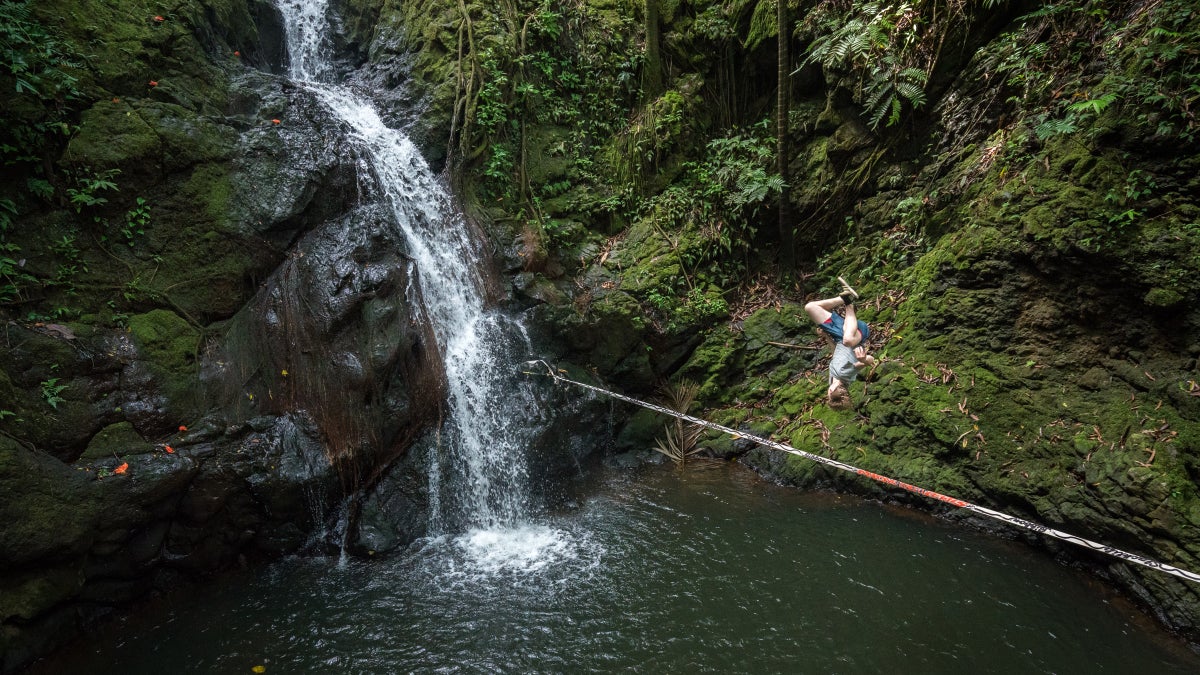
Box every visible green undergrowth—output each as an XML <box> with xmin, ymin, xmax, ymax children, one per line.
<box><xmin>0</xmin><ymin>0</ymin><xmax>265</xmax><ymax>324</ymax></box>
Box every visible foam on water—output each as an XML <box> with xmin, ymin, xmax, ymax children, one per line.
<box><xmin>456</xmin><ymin>526</ymin><xmax>581</xmax><ymax>574</ymax></box>
<box><xmin>403</xmin><ymin>525</ymin><xmax>604</xmax><ymax>596</ymax></box>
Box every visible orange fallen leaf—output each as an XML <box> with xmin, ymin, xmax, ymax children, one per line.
<box><xmin>164</xmin><ymin>445</ymin><xmax>175</xmax><ymax>454</ymax></box>
<box><xmin>114</xmin><ymin>462</ymin><xmax>129</xmax><ymax>474</ymax></box>
<box><xmin>148</xmin><ymin>80</ymin><xmax>158</xmax><ymax>87</ymax></box>
<box><xmin>178</xmin><ymin>425</ymin><xmax>188</xmax><ymax>432</ymax></box>
<box><xmin>153</xmin><ymin>15</ymin><xmax>165</xmax><ymax>22</ymax></box>
<box><xmin>271</xmin><ymin>119</ymin><xmax>281</xmax><ymax>125</ymax></box>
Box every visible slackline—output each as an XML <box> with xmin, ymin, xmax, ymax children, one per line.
<box><xmin>523</xmin><ymin>361</ymin><xmax>1200</xmax><ymax>584</ymax></box>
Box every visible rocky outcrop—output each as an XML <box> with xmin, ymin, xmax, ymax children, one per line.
<box><xmin>0</xmin><ymin>413</ymin><xmax>339</xmax><ymax>672</ymax></box>
<box><xmin>0</xmin><ymin>1</ymin><xmax>446</xmax><ymax>671</ymax></box>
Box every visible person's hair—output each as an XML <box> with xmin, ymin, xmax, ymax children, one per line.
<box><xmin>828</xmin><ymin>382</ymin><xmax>852</xmax><ymax>409</ymax></box>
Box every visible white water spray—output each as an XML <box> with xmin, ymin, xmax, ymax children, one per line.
<box><xmin>277</xmin><ymin>0</ymin><xmax>541</xmax><ymax>534</ymax></box>
<box><xmin>277</xmin><ymin>0</ymin><xmax>334</xmax><ymax>83</ymax></box>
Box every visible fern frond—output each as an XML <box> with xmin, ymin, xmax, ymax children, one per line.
<box><xmin>895</xmin><ymin>81</ymin><xmax>927</xmax><ymax>108</ymax></box>
<box><xmin>899</xmin><ymin>68</ymin><xmax>928</xmax><ymax>85</ymax></box>
<box><xmin>888</xmin><ymin>96</ymin><xmax>903</xmax><ymax>127</ymax></box>
<box><xmin>1034</xmin><ymin>118</ymin><xmax>1077</xmax><ymax>139</ymax></box>
<box><xmin>867</xmin><ymin>93</ymin><xmax>893</xmax><ymax>128</ymax></box>
<box><xmin>863</xmin><ymin>77</ymin><xmax>893</xmax><ymax>113</ymax></box>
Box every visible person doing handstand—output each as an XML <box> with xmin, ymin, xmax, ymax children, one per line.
<box><xmin>804</xmin><ymin>277</ymin><xmax>875</xmax><ymax>409</ymax></box>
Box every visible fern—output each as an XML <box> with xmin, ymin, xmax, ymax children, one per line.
<box><xmin>805</xmin><ymin>2</ymin><xmax>891</xmax><ymax>70</ymax></box>
<box><xmin>1067</xmin><ymin>92</ymin><xmax>1119</xmax><ymax>117</ymax></box>
<box><xmin>1034</xmin><ymin>117</ymin><xmax>1077</xmax><ymax>140</ymax></box>
<box><xmin>803</xmin><ymin>2</ymin><xmax>929</xmax><ymax>128</ymax></box>
<box><xmin>895</xmin><ymin>81</ymin><xmax>926</xmax><ymax>107</ymax></box>
<box><xmin>862</xmin><ymin>62</ymin><xmax>927</xmax><ymax>128</ymax></box>
<box><xmin>863</xmin><ymin>78</ymin><xmax>894</xmax><ymax>124</ymax></box>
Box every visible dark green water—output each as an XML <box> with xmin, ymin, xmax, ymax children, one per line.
<box><xmin>37</xmin><ymin>463</ymin><xmax>1200</xmax><ymax>673</ymax></box>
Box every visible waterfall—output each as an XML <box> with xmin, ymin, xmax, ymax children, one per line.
<box><xmin>276</xmin><ymin>0</ymin><xmax>538</xmax><ymax>533</ymax></box>
<box><xmin>276</xmin><ymin>0</ymin><xmax>334</xmax><ymax>83</ymax></box>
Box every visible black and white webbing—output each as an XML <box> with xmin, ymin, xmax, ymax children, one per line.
<box><xmin>524</xmin><ymin>361</ymin><xmax>1200</xmax><ymax>584</ymax></box>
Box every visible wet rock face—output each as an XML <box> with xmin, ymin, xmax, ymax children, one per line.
<box><xmin>207</xmin><ymin>192</ymin><xmax>446</xmax><ymax>466</ymax></box>
<box><xmin>0</xmin><ymin>414</ymin><xmax>338</xmax><ymax>673</ymax></box>
<box><xmin>0</xmin><ymin>4</ymin><xmax>447</xmax><ymax>671</ymax></box>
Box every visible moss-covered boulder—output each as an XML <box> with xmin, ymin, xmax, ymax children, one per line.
<box><xmin>78</xmin><ymin>422</ymin><xmax>155</xmax><ymax>461</ymax></box>
<box><xmin>0</xmin><ymin>437</ymin><xmax>98</xmax><ymax>569</ymax></box>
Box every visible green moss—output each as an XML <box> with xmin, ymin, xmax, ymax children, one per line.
<box><xmin>770</xmin><ymin>379</ymin><xmax>820</xmax><ymax>417</ymax></box>
<box><xmin>128</xmin><ymin>309</ymin><xmax>197</xmax><ymax>373</ymax></box>
<box><xmin>65</xmin><ymin>100</ymin><xmax>163</xmax><ymax>169</ymax></box>
<box><xmin>1144</xmin><ymin>287</ymin><xmax>1184</xmax><ymax>307</ymax></box>
<box><xmin>710</xmin><ymin>406</ymin><xmax>750</xmax><ymax>428</ymax></box>
<box><xmin>0</xmin><ymin>437</ymin><xmax>98</xmax><ymax>567</ymax></box>
<box><xmin>0</xmin><ymin>565</ymin><xmax>83</xmax><ymax>623</ymax></box>
<box><xmin>184</xmin><ymin>162</ymin><xmax>234</xmax><ymax>225</ymax></box>
<box><xmin>525</xmin><ymin>126</ymin><xmax>576</xmax><ymax>187</ymax></box>
<box><xmin>676</xmin><ymin>328</ymin><xmax>744</xmax><ymax>404</ymax></box>
<box><xmin>134</xmin><ymin>162</ymin><xmax>257</xmax><ymax>319</ymax></box>
<box><xmin>79</xmin><ymin>422</ymin><xmax>153</xmax><ymax>461</ymax></box>
<box><xmin>36</xmin><ymin>0</ymin><xmax>235</xmax><ymax>105</ymax></box>
<box><xmin>126</xmin><ymin>309</ymin><xmax>200</xmax><ymax>408</ymax></box>
<box><xmin>138</xmin><ymin>103</ymin><xmax>237</xmax><ymax>168</ymax></box>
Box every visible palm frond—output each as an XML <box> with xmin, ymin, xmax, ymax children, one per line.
<box><xmin>651</xmin><ymin>380</ymin><xmax>703</xmax><ymax>464</ymax></box>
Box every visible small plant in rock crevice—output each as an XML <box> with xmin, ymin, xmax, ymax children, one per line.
<box><xmin>40</xmin><ymin>377</ymin><xmax>67</xmax><ymax>409</ymax></box>
<box><xmin>120</xmin><ymin>197</ymin><xmax>151</xmax><ymax>247</ymax></box>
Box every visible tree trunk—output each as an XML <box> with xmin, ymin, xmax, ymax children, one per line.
<box><xmin>776</xmin><ymin>0</ymin><xmax>793</xmax><ymax>269</ymax></box>
<box><xmin>643</xmin><ymin>0</ymin><xmax>663</xmax><ymax>98</ymax></box>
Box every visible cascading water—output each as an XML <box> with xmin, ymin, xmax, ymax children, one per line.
<box><xmin>276</xmin><ymin>0</ymin><xmax>334</xmax><ymax>82</ymax></box>
<box><xmin>276</xmin><ymin>0</ymin><xmax>542</xmax><ymax>536</ymax></box>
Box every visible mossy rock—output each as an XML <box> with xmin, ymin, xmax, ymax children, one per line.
<box><xmin>525</xmin><ymin>126</ymin><xmax>576</xmax><ymax>187</ymax></box>
<box><xmin>741</xmin><ymin>303</ymin><xmax>811</xmax><ymax>350</ymax></box>
<box><xmin>79</xmin><ymin>422</ymin><xmax>154</xmax><ymax>461</ymax></box>
<box><xmin>65</xmin><ymin>100</ymin><xmax>162</xmax><ymax>171</ymax></box>
<box><xmin>615</xmin><ymin>407</ymin><xmax>668</xmax><ymax>452</ymax></box>
<box><xmin>1145</xmin><ymin>287</ymin><xmax>1184</xmax><ymax>307</ymax></box>
<box><xmin>513</xmin><ymin>273</ymin><xmax>568</xmax><ymax>306</ymax></box>
<box><xmin>0</xmin><ymin>565</ymin><xmax>83</xmax><ymax>624</ymax></box>
<box><xmin>676</xmin><ymin>327</ymin><xmax>746</xmax><ymax>404</ymax></box>
<box><xmin>64</xmin><ymin>99</ymin><xmax>233</xmax><ymax>175</ymax></box>
<box><xmin>127</xmin><ymin>310</ymin><xmax>198</xmax><ymax>376</ymax></box>
<box><xmin>126</xmin><ymin>309</ymin><xmax>200</xmax><ymax>408</ymax></box>
<box><xmin>140</xmin><ymin>163</ymin><xmax>259</xmax><ymax>320</ymax></box>
<box><xmin>0</xmin><ymin>437</ymin><xmax>98</xmax><ymax>569</ymax></box>
<box><xmin>36</xmin><ymin>0</ymin><xmax>237</xmax><ymax>104</ymax></box>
